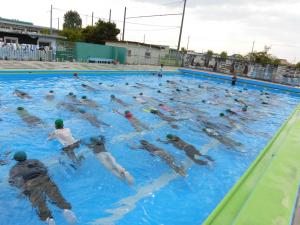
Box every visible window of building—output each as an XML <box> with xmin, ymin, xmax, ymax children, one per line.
<box><xmin>38</xmin><ymin>42</ymin><xmax>51</xmax><ymax>47</ymax></box>
<box><xmin>4</xmin><ymin>36</ymin><xmax>18</xmax><ymax>44</ymax></box>
<box><xmin>145</xmin><ymin>52</ymin><xmax>151</xmax><ymax>58</ymax></box>
<box><xmin>0</xmin><ymin>25</ymin><xmax>11</xmax><ymax>30</ymax></box>
<box><xmin>128</xmin><ymin>50</ymin><xmax>132</xmax><ymax>56</ymax></box>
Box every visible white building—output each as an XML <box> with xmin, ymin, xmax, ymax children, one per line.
<box><xmin>105</xmin><ymin>41</ymin><xmax>168</xmax><ymax>65</ymax></box>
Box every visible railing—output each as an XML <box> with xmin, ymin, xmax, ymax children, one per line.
<box><xmin>185</xmin><ymin>60</ymin><xmax>300</xmax><ymax>87</ymax></box>
<box><xmin>0</xmin><ymin>46</ymin><xmax>55</xmax><ymax>61</ymax></box>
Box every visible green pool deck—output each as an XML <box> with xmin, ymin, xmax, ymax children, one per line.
<box><xmin>203</xmin><ymin>105</ymin><xmax>300</xmax><ymax>225</ymax></box>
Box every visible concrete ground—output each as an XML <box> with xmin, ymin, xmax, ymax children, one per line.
<box><xmin>0</xmin><ymin>60</ymin><xmax>178</xmax><ymax>71</ymax></box>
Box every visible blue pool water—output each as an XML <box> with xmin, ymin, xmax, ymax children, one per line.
<box><xmin>0</xmin><ymin>71</ymin><xmax>299</xmax><ymax>225</ymax></box>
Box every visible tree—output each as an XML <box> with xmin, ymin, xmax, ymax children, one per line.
<box><xmin>180</xmin><ymin>47</ymin><xmax>187</xmax><ymax>54</ymax></box>
<box><xmin>63</xmin><ymin>11</ymin><xmax>82</xmax><ymax>29</ymax></box>
<box><xmin>82</xmin><ymin>20</ymin><xmax>120</xmax><ymax>44</ymax></box>
<box><xmin>248</xmin><ymin>51</ymin><xmax>280</xmax><ymax>66</ymax></box>
<box><xmin>59</xmin><ymin>29</ymin><xmax>83</xmax><ymax>42</ymax></box>
<box><xmin>40</xmin><ymin>29</ymin><xmax>50</xmax><ymax>35</ymax></box>
<box><xmin>295</xmin><ymin>62</ymin><xmax>300</xmax><ymax>69</ymax></box>
<box><xmin>204</xmin><ymin>50</ymin><xmax>213</xmax><ymax>67</ymax></box>
<box><xmin>220</xmin><ymin>51</ymin><xmax>228</xmax><ymax>60</ymax></box>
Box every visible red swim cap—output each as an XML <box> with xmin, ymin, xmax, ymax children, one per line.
<box><xmin>125</xmin><ymin>112</ymin><xmax>133</xmax><ymax>119</ymax></box>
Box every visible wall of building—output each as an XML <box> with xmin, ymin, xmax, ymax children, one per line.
<box><xmin>0</xmin><ymin>31</ymin><xmax>38</xmax><ymax>44</ymax></box>
<box><xmin>105</xmin><ymin>42</ymin><xmax>167</xmax><ymax>65</ymax></box>
<box><xmin>74</xmin><ymin>42</ymin><xmax>127</xmax><ymax>64</ymax></box>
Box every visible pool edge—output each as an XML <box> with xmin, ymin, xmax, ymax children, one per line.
<box><xmin>179</xmin><ymin>68</ymin><xmax>300</xmax><ymax>93</ymax></box>
<box><xmin>202</xmin><ymin>104</ymin><xmax>300</xmax><ymax>225</ymax></box>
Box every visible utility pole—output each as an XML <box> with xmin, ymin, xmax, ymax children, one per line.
<box><xmin>92</xmin><ymin>12</ymin><xmax>94</xmax><ymax>26</ymax></box>
<box><xmin>251</xmin><ymin>40</ymin><xmax>255</xmax><ymax>53</ymax></box>
<box><xmin>143</xmin><ymin>34</ymin><xmax>146</xmax><ymax>43</ymax></box>
<box><xmin>176</xmin><ymin>0</ymin><xmax>187</xmax><ymax>63</ymax></box>
<box><xmin>57</xmin><ymin>18</ymin><xmax>60</xmax><ymax>30</ymax></box>
<box><xmin>50</xmin><ymin>5</ymin><xmax>53</xmax><ymax>34</ymax></box>
<box><xmin>122</xmin><ymin>7</ymin><xmax>127</xmax><ymax>41</ymax></box>
<box><xmin>109</xmin><ymin>9</ymin><xmax>111</xmax><ymax>23</ymax></box>
<box><xmin>187</xmin><ymin>35</ymin><xmax>190</xmax><ymax>51</ymax></box>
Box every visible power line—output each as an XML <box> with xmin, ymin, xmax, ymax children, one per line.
<box><xmin>126</xmin><ymin>13</ymin><xmax>182</xmax><ymax>19</ymax></box>
<box><xmin>126</xmin><ymin>21</ymin><xmax>179</xmax><ymax>28</ymax></box>
<box><xmin>161</xmin><ymin>0</ymin><xmax>184</xmax><ymax>6</ymax></box>
<box><xmin>126</xmin><ymin>27</ymin><xmax>179</xmax><ymax>32</ymax></box>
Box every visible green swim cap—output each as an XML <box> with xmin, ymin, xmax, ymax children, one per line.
<box><xmin>82</xmin><ymin>96</ymin><xmax>87</xmax><ymax>99</ymax></box>
<box><xmin>125</xmin><ymin>110</ymin><xmax>130</xmax><ymax>115</ymax></box>
<box><xmin>55</xmin><ymin>119</ymin><xmax>64</xmax><ymax>129</ymax></box>
<box><xmin>17</xmin><ymin>107</ymin><xmax>24</xmax><ymax>111</ymax></box>
<box><xmin>79</xmin><ymin>109</ymin><xmax>86</xmax><ymax>114</ymax></box>
<box><xmin>220</xmin><ymin>113</ymin><xmax>225</xmax><ymax>117</ymax></box>
<box><xmin>166</xmin><ymin>134</ymin><xmax>174</xmax><ymax>139</ymax></box>
<box><xmin>14</xmin><ymin>151</ymin><xmax>27</xmax><ymax>162</ymax></box>
<box><xmin>150</xmin><ymin>109</ymin><xmax>159</xmax><ymax>114</ymax></box>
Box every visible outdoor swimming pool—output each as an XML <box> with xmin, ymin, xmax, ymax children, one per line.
<box><xmin>0</xmin><ymin>71</ymin><xmax>299</xmax><ymax>225</ymax></box>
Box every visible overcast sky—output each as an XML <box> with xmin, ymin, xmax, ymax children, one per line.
<box><xmin>1</xmin><ymin>0</ymin><xmax>299</xmax><ymax>62</ymax></box>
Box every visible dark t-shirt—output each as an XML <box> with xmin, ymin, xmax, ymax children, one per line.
<box><xmin>9</xmin><ymin>160</ymin><xmax>48</xmax><ymax>188</ymax></box>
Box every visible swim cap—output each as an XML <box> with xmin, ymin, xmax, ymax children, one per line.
<box><xmin>13</xmin><ymin>151</ymin><xmax>27</xmax><ymax>162</ymax></box>
<box><xmin>159</xmin><ymin>83</ymin><xmax>162</xmax><ymax>86</ymax></box>
<box><xmin>186</xmin><ymin>89</ymin><xmax>190</xmax><ymax>92</ymax></box>
<box><xmin>169</xmin><ymin>98</ymin><xmax>174</xmax><ymax>101</ymax></box>
<box><xmin>125</xmin><ymin>110</ymin><xmax>132</xmax><ymax>118</ymax></box>
<box><xmin>68</xmin><ymin>92</ymin><xmax>74</xmax><ymax>96</ymax></box>
<box><xmin>157</xmin><ymin>90</ymin><xmax>161</xmax><ymax>93</ymax></box>
<box><xmin>242</xmin><ymin>106</ymin><xmax>248</xmax><ymax>112</ymax></box>
<box><xmin>198</xmin><ymin>85</ymin><xmax>201</xmax><ymax>88</ymax></box>
<box><xmin>55</xmin><ymin>119</ymin><xmax>64</xmax><ymax>129</ymax></box>
<box><xmin>219</xmin><ymin>113</ymin><xmax>225</xmax><ymax>117</ymax></box>
<box><xmin>73</xmin><ymin>72</ymin><xmax>78</xmax><ymax>76</ymax></box>
<box><xmin>99</xmin><ymin>82</ymin><xmax>102</xmax><ymax>85</ymax></box>
<box><xmin>79</xmin><ymin>109</ymin><xmax>86</xmax><ymax>114</ymax></box>
<box><xmin>111</xmin><ymin>95</ymin><xmax>115</xmax><ymax>98</ymax></box>
<box><xmin>49</xmin><ymin>90</ymin><xmax>54</xmax><ymax>93</ymax></box>
<box><xmin>176</xmin><ymin>88</ymin><xmax>181</xmax><ymax>92</ymax></box>
<box><xmin>139</xmin><ymin>93</ymin><xmax>143</xmax><ymax>96</ymax></box>
<box><xmin>158</xmin><ymin>103</ymin><xmax>163</xmax><ymax>106</ymax></box>
<box><xmin>17</xmin><ymin>107</ymin><xmax>24</xmax><ymax>111</ymax></box>
<box><xmin>82</xmin><ymin>96</ymin><xmax>87</xmax><ymax>99</ymax></box>
<box><xmin>125</xmin><ymin>83</ymin><xmax>129</xmax><ymax>85</ymax></box>
<box><xmin>82</xmin><ymin>84</ymin><xmax>87</xmax><ymax>87</ymax></box>
<box><xmin>202</xmin><ymin>100</ymin><xmax>206</xmax><ymax>103</ymax></box>
<box><xmin>150</xmin><ymin>109</ymin><xmax>159</xmax><ymax>114</ymax></box>
<box><xmin>166</xmin><ymin>80</ymin><xmax>170</xmax><ymax>83</ymax></box>
<box><xmin>166</xmin><ymin>134</ymin><xmax>174</xmax><ymax>139</ymax></box>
